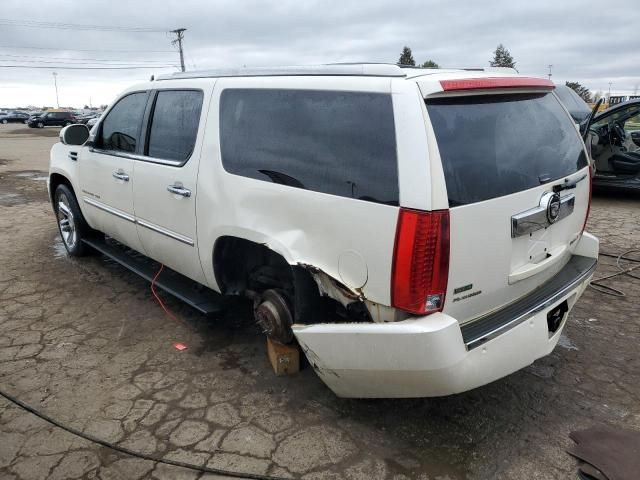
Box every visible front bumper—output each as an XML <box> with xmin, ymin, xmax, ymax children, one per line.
<box><xmin>293</xmin><ymin>234</ymin><xmax>598</xmax><ymax>398</ymax></box>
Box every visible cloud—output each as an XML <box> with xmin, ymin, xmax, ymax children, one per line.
<box><xmin>1</xmin><ymin>0</ymin><xmax>638</xmax><ymax>107</ymax></box>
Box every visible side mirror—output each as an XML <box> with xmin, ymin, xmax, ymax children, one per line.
<box><xmin>60</xmin><ymin>124</ymin><xmax>89</xmax><ymax>146</ymax></box>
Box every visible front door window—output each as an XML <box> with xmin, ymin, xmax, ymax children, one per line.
<box><xmin>98</xmin><ymin>92</ymin><xmax>148</xmax><ymax>154</ymax></box>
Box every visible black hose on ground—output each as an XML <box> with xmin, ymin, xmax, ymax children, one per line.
<box><xmin>589</xmin><ymin>250</ymin><xmax>640</xmax><ymax>296</ymax></box>
<box><xmin>0</xmin><ymin>389</ymin><xmax>290</xmax><ymax>480</ymax></box>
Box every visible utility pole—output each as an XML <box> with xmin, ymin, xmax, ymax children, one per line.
<box><xmin>547</xmin><ymin>64</ymin><xmax>553</xmax><ymax>80</ymax></box>
<box><xmin>52</xmin><ymin>72</ymin><xmax>59</xmax><ymax>108</ymax></box>
<box><xmin>171</xmin><ymin>28</ymin><xmax>187</xmax><ymax>72</ymax></box>
<box><xmin>608</xmin><ymin>81</ymin><xmax>612</xmax><ymax>101</ymax></box>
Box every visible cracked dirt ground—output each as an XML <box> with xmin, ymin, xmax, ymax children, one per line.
<box><xmin>0</xmin><ymin>123</ymin><xmax>639</xmax><ymax>480</ymax></box>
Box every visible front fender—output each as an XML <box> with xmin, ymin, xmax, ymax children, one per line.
<box><xmin>49</xmin><ymin>143</ymin><xmax>83</xmax><ymax>212</ymax></box>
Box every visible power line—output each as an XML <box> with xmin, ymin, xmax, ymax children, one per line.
<box><xmin>0</xmin><ymin>59</ymin><xmax>177</xmax><ymax>67</ymax></box>
<box><xmin>0</xmin><ymin>64</ymin><xmax>177</xmax><ymax>70</ymax></box>
<box><xmin>0</xmin><ymin>45</ymin><xmax>175</xmax><ymax>54</ymax></box>
<box><xmin>0</xmin><ymin>53</ymin><xmax>177</xmax><ymax>64</ymax></box>
<box><xmin>0</xmin><ymin>18</ymin><xmax>167</xmax><ymax>33</ymax></box>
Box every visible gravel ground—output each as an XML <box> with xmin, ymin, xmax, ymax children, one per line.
<box><xmin>0</xmin><ymin>123</ymin><xmax>639</xmax><ymax>480</ymax></box>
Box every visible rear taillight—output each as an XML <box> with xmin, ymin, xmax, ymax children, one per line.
<box><xmin>391</xmin><ymin>208</ymin><xmax>450</xmax><ymax>315</ymax></box>
<box><xmin>582</xmin><ymin>165</ymin><xmax>593</xmax><ymax>234</ymax></box>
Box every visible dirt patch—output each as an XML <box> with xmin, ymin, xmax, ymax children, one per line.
<box><xmin>5</xmin><ymin>127</ymin><xmax>60</xmax><ymax>138</ymax></box>
<box><xmin>0</xmin><ymin>170</ymin><xmax>49</xmax><ymax>206</ymax></box>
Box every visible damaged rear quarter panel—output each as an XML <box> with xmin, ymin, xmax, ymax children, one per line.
<box><xmin>195</xmin><ymin>76</ymin><xmax>400</xmax><ymax>306</ymax></box>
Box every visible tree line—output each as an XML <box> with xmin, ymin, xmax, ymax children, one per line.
<box><xmin>397</xmin><ymin>45</ymin><xmax>593</xmax><ymax>102</ymax></box>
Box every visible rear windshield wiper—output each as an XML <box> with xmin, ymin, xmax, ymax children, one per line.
<box><xmin>552</xmin><ymin>173</ymin><xmax>588</xmax><ymax>193</ymax></box>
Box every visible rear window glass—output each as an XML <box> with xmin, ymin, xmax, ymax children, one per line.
<box><xmin>219</xmin><ymin>89</ymin><xmax>399</xmax><ymax>205</ymax></box>
<box><xmin>147</xmin><ymin>90</ymin><xmax>203</xmax><ymax>162</ymax></box>
<box><xmin>426</xmin><ymin>93</ymin><xmax>587</xmax><ymax>206</ymax></box>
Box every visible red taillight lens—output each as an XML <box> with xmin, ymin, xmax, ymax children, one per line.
<box><xmin>582</xmin><ymin>165</ymin><xmax>593</xmax><ymax>234</ymax></box>
<box><xmin>391</xmin><ymin>208</ymin><xmax>450</xmax><ymax>315</ymax></box>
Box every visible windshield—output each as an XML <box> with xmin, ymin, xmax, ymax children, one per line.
<box><xmin>426</xmin><ymin>92</ymin><xmax>588</xmax><ymax>206</ymax></box>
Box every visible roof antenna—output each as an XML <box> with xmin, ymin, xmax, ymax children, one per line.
<box><xmin>150</xmin><ymin>74</ymin><xmax>155</xmax><ymax>81</ymax></box>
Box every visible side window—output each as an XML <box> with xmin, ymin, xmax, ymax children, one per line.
<box><xmin>219</xmin><ymin>89</ymin><xmax>399</xmax><ymax>205</ymax></box>
<box><xmin>100</xmin><ymin>92</ymin><xmax>148</xmax><ymax>153</ymax></box>
<box><xmin>146</xmin><ymin>90</ymin><xmax>203</xmax><ymax>162</ymax></box>
<box><xmin>625</xmin><ymin>113</ymin><xmax>640</xmax><ymax>131</ymax></box>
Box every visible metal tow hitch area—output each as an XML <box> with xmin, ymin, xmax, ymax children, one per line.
<box><xmin>547</xmin><ymin>300</ymin><xmax>569</xmax><ymax>334</ymax></box>
<box><xmin>254</xmin><ymin>289</ymin><xmax>294</xmax><ymax>344</ymax></box>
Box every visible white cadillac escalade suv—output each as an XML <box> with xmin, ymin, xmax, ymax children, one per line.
<box><xmin>48</xmin><ymin>64</ymin><xmax>599</xmax><ymax>398</ymax></box>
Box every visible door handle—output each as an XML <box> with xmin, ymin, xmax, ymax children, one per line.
<box><xmin>112</xmin><ymin>170</ymin><xmax>129</xmax><ymax>182</ymax></box>
<box><xmin>167</xmin><ymin>184</ymin><xmax>191</xmax><ymax>197</ymax></box>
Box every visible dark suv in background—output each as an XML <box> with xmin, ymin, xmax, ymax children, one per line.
<box><xmin>0</xmin><ymin>111</ymin><xmax>30</xmax><ymax>124</ymax></box>
<box><xmin>28</xmin><ymin>111</ymin><xmax>76</xmax><ymax>128</ymax></box>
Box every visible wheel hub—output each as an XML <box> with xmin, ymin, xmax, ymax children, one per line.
<box><xmin>57</xmin><ymin>195</ymin><xmax>77</xmax><ymax>250</ymax></box>
<box><xmin>254</xmin><ymin>289</ymin><xmax>294</xmax><ymax>344</ymax></box>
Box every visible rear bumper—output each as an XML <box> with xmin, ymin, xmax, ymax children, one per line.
<box><xmin>293</xmin><ymin>234</ymin><xmax>598</xmax><ymax>398</ymax></box>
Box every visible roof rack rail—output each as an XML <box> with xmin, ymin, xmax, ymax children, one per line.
<box><xmin>155</xmin><ymin>63</ymin><xmax>406</xmax><ymax>81</ymax></box>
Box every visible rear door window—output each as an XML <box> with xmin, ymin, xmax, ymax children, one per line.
<box><xmin>426</xmin><ymin>92</ymin><xmax>587</xmax><ymax>206</ymax></box>
<box><xmin>219</xmin><ymin>89</ymin><xmax>399</xmax><ymax>205</ymax></box>
<box><xmin>100</xmin><ymin>92</ymin><xmax>148</xmax><ymax>154</ymax></box>
<box><xmin>146</xmin><ymin>90</ymin><xmax>203</xmax><ymax>162</ymax></box>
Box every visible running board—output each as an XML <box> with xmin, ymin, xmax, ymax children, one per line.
<box><xmin>81</xmin><ymin>237</ymin><xmax>224</xmax><ymax>315</ymax></box>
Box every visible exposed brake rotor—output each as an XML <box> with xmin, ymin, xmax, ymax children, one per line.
<box><xmin>254</xmin><ymin>289</ymin><xmax>294</xmax><ymax>344</ymax></box>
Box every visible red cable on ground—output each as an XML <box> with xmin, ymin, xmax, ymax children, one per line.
<box><xmin>150</xmin><ymin>263</ymin><xmax>189</xmax><ymax>330</ymax></box>
<box><xmin>150</xmin><ymin>264</ymin><xmax>177</xmax><ymax>321</ymax></box>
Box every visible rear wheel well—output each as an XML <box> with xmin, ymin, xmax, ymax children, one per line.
<box><xmin>213</xmin><ymin>237</ymin><xmax>293</xmax><ymax>296</ymax></box>
<box><xmin>212</xmin><ymin>236</ymin><xmax>330</xmax><ymax>324</ymax></box>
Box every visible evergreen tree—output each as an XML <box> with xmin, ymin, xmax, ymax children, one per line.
<box><xmin>398</xmin><ymin>46</ymin><xmax>415</xmax><ymax>66</ymax></box>
<box><xmin>421</xmin><ymin>60</ymin><xmax>440</xmax><ymax>68</ymax></box>
<box><xmin>489</xmin><ymin>44</ymin><xmax>516</xmax><ymax>69</ymax></box>
<box><xmin>565</xmin><ymin>81</ymin><xmax>593</xmax><ymax>103</ymax></box>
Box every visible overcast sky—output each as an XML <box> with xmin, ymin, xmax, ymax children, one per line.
<box><xmin>1</xmin><ymin>0</ymin><xmax>638</xmax><ymax>108</ymax></box>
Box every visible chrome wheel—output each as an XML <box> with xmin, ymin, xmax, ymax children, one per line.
<box><xmin>57</xmin><ymin>194</ymin><xmax>77</xmax><ymax>250</ymax></box>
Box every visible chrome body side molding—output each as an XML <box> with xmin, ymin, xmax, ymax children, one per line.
<box><xmin>83</xmin><ymin>197</ymin><xmax>135</xmax><ymax>223</ymax></box>
<box><xmin>83</xmin><ymin>197</ymin><xmax>194</xmax><ymax>246</ymax></box>
<box><xmin>137</xmin><ymin>219</ymin><xmax>194</xmax><ymax>246</ymax></box>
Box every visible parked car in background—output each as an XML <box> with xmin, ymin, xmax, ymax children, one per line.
<box><xmin>554</xmin><ymin>89</ymin><xmax>640</xmax><ymax>192</ymax></box>
<box><xmin>28</xmin><ymin>111</ymin><xmax>76</xmax><ymax>128</ymax></box>
<box><xmin>554</xmin><ymin>84</ymin><xmax>591</xmax><ymax>125</ymax></box>
<box><xmin>76</xmin><ymin>113</ymin><xmax>100</xmax><ymax>125</ymax></box>
<box><xmin>86</xmin><ymin>115</ymin><xmax>100</xmax><ymax>128</ymax></box>
<box><xmin>49</xmin><ymin>65</ymin><xmax>598</xmax><ymax>398</ymax></box>
<box><xmin>0</xmin><ymin>111</ymin><xmax>30</xmax><ymax>124</ymax></box>
<box><xmin>588</xmin><ymin>99</ymin><xmax>640</xmax><ymax>191</ymax></box>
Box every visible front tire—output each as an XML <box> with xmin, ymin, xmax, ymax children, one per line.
<box><xmin>54</xmin><ymin>184</ymin><xmax>94</xmax><ymax>256</ymax></box>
